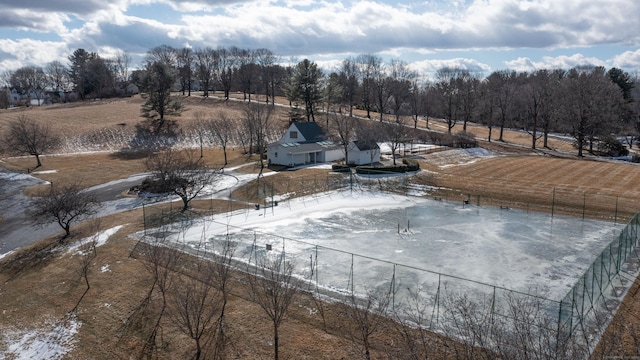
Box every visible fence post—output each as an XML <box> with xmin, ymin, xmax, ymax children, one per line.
<box><xmin>490</xmin><ymin>286</ymin><xmax>496</xmax><ymax>332</ymax></box>
<box><xmin>350</xmin><ymin>253</ymin><xmax>354</xmax><ymax>295</ymax></box>
<box><xmin>436</xmin><ymin>274</ymin><xmax>441</xmax><ymax>327</ymax></box>
<box><xmin>392</xmin><ymin>264</ymin><xmax>396</xmax><ymax>310</ymax></box>
<box><xmin>614</xmin><ymin>196</ymin><xmax>619</xmax><ymax>224</ymax></box>
<box><xmin>143</xmin><ymin>204</ymin><xmax>146</xmax><ymax>236</ymax></box>
<box><xmin>556</xmin><ymin>300</ymin><xmax>563</xmax><ymax>356</ymax></box>
<box><xmin>551</xmin><ymin>187</ymin><xmax>556</xmax><ymax>218</ymax></box>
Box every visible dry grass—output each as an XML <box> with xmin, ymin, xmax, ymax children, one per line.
<box><xmin>415</xmin><ymin>154</ymin><xmax>640</xmax><ymax>221</ymax></box>
<box><xmin>2</xmin><ymin>96</ymin><xmax>640</xmax><ymax>358</ymax></box>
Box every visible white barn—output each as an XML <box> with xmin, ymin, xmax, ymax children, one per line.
<box><xmin>267</xmin><ymin>122</ymin><xmax>343</xmax><ymax>167</ymax></box>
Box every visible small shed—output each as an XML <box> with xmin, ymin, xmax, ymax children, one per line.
<box><xmin>347</xmin><ymin>140</ymin><xmax>381</xmax><ymax>165</ymax></box>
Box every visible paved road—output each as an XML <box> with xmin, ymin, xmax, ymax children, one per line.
<box><xmin>0</xmin><ymin>168</ymin><xmax>57</xmax><ymax>255</ymax></box>
<box><xmin>0</xmin><ymin>169</ymin><xmax>150</xmax><ymax>256</ymax></box>
<box><xmin>0</xmin><ymin>167</ymin><xmax>250</xmax><ymax>257</ymax></box>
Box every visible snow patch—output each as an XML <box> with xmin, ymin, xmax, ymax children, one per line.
<box><xmin>31</xmin><ymin>170</ymin><xmax>58</xmax><ymax>175</ymax></box>
<box><xmin>101</xmin><ymin>264</ymin><xmax>110</xmax><ymax>273</ymax></box>
<box><xmin>425</xmin><ymin>148</ymin><xmax>497</xmax><ymax>168</ymax></box>
<box><xmin>2</xmin><ymin>314</ymin><xmax>81</xmax><ymax>360</ymax></box>
<box><xmin>66</xmin><ymin>225</ymin><xmax>125</xmax><ymax>255</ymax></box>
<box><xmin>0</xmin><ymin>250</ymin><xmax>15</xmax><ymax>260</ymax></box>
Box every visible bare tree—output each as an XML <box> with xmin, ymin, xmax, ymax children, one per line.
<box><xmin>391</xmin><ymin>287</ymin><xmax>441</xmax><ymax>360</ymax></box>
<box><xmin>329</xmin><ymin>112</ymin><xmax>357</xmax><ymax>165</ymax></box>
<box><xmin>243</xmin><ymin>103</ymin><xmax>273</xmax><ymax>178</ymax></box>
<box><xmin>195</xmin><ymin>47</ymin><xmax>217</xmax><ymax>97</ymax></box>
<box><xmin>372</xmin><ymin>61</ymin><xmax>390</xmax><ymax>122</ymax></box>
<box><xmin>10</xmin><ymin>65</ymin><xmax>47</xmax><ymax>105</ymax></box>
<box><xmin>209</xmin><ymin>238</ymin><xmax>237</xmax><ymax>359</ymax></box>
<box><xmin>169</xmin><ymin>253</ymin><xmax>222</xmax><ymax>360</ymax></box>
<box><xmin>2</xmin><ymin>115</ymin><xmax>60</xmax><ymax>168</ymax></box>
<box><xmin>235</xmin><ymin>48</ymin><xmax>257</xmax><ymax>102</ymax></box>
<box><xmin>134</xmin><ymin>237</ymin><xmax>180</xmax><ymax>359</ymax></box>
<box><xmin>485</xmin><ymin>70</ymin><xmax>517</xmax><ymax>141</ymax></box>
<box><xmin>344</xmin><ymin>286</ymin><xmax>393</xmax><ymax>360</ymax></box>
<box><xmin>356</xmin><ymin>54</ymin><xmax>382</xmax><ymax>119</ymax></box>
<box><xmin>145</xmin><ymin>148</ymin><xmax>217</xmax><ymax>212</ymax></box>
<box><xmin>177</xmin><ymin>47</ymin><xmax>194</xmax><ymax>96</ymax></box>
<box><xmin>388</xmin><ymin>59</ymin><xmax>417</xmax><ymax>122</ymax></box>
<box><xmin>382</xmin><ymin>119</ymin><xmax>410</xmax><ymax>165</ymax></box>
<box><xmin>408</xmin><ymin>78</ymin><xmax>431</xmax><ymax>129</ymax></box>
<box><xmin>28</xmin><ymin>182</ymin><xmax>99</xmax><ymax>240</ymax></box>
<box><xmin>255</xmin><ymin>48</ymin><xmax>277</xmax><ymax>104</ymax></box>
<box><xmin>339</xmin><ymin>57</ymin><xmax>360</xmax><ymax>117</ymax></box>
<box><xmin>191</xmin><ymin>111</ymin><xmax>209</xmax><ymax>158</ymax></box>
<box><xmin>70</xmin><ymin>219</ymin><xmax>100</xmax><ymax>313</ymax></box>
<box><xmin>459</xmin><ymin>73</ymin><xmax>481</xmax><ymax>132</ymax></box>
<box><xmin>560</xmin><ymin>66</ymin><xmax>624</xmax><ymax>156</ymax></box>
<box><xmin>208</xmin><ymin>112</ymin><xmax>236</xmax><ymax>169</ymax></box>
<box><xmin>439</xmin><ymin>292</ymin><xmax>495</xmax><ymax>360</ymax></box>
<box><xmin>45</xmin><ymin>60</ymin><xmax>70</xmax><ymax>92</ymax></box>
<box><xmin>248</xmin><ymin>255</ymin><xmax>298</xmax><ymax>360</ymax></box>
<box><xmin>216</xmin><ymin>46</ymin><xmax>236</xmax><ymax>100</ymax></box>
<box><xmin>433</xmin><ymin>67</ymin><xmax>469</xmax><ymax>134</ymax></box>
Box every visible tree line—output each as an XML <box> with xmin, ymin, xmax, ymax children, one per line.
<box><xmin>2</xmin><ymin>44</ymin><xmax>638</xmax><ymax>156</ymax></box>
<box><xmin>136</xmin><ymin>45</ymin><xmax>640</xmax><ymax>157</ymax></box>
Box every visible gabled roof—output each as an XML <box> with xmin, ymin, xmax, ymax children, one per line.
<box><xmin>292</xmin><ymin>122</ymin><xmax>326</xmax><ymax>143</ymax></box>
<box><xmin>352</xmin><ymin>140</ymin><xmax>380</xmax><ymax>151</ymax></box>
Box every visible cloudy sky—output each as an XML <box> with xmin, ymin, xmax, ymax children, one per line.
<box><xmin>1</xmin><ymin>0</ymin><xmax>639</xmax><ymax>78</ymax></box>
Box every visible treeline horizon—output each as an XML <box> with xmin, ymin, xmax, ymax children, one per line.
<box><xmin>2</xmin><ymin>44</ymin><xmax>640</xmax><ymax>157</ymax></box>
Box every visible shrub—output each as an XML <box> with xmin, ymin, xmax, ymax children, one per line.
<box><xmin>597</xmin><ymin>136</ymin><xmax>629</xmax><ymax>157</ymax></box>
<box><xmin>455</xmin><ymin>131</ymin><xmax>477</xmax><ymax>148</ymax></box>
<box><xmin>331</xmin><ymin>164</ymin><xmax>351</xmax><ymax>172</ymax></box>
<box><xmin>402</xmin><ymin>158</ymin><xmax>420</xmax><ymax>171</ymax></box>
<box><xmin>356</xmin><ymin>165</ymin><xmax>406</xmax><ymax>174</ymax></box>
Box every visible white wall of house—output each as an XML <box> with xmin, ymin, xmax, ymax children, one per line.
<box><xmin>348</xmin><ymin>150</ymin><xmax>378</xmax><ymax>165</ymax></box>
<box><xmin>280</xmin><ymin>123</ymin><xmax>307</xmax><ymax>143</ymax></box>
<box><xmin>325</xmin><ymin>148</ymin><xmax>344</xmax><ymax>163</ymax></box>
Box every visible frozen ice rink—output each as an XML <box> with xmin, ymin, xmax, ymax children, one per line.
<box><xmin>150</xmin><ymin>189</ymin><xmax>624</xmax><ymax>302</ymax></box>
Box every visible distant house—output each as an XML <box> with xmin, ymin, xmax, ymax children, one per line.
<box><xmin>347</xmin><ymin>140</ymin><xmax>381</xmax><ymax>165</ymax></box>
<box><xmin>267</xmin><ymin>122</ymin><xmax>343</xmax><ymax>167</ymax></box>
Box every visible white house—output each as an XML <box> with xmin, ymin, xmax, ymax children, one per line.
<box><xmin>267</xmin><ymin>122</ymin><xmax>343</xmax><ymax>167</ymax></box>
<box><xmin>347</xmin><ymin>140</ymin><xmax>381</xmax><ymax>165</ymax></box>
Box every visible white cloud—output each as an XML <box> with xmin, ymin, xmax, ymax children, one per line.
<box><xmin>612</xmin><ymin>49</ymin><xmax>640</xmax><ymax>71</ymax></box>
<box><xmin>409</xmin><ymin>58</ymin><xmax>492</xmax><ymax>77</ymax></box>
<box><xmin>0</xmin><ymin>39</ymin><xmax>69</xmax><ymax>73</ymax></box>
<box><xmin>0</xmin><ymin>0</ymin><xmax>639</xmax><ymax>73</ymax></box>
<box><xmin>504</xmin><ymin>53</ymin><xmax>608</xmax><ymax>72</ymax></box>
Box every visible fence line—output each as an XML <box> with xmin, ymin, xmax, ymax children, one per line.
<box><xmin>138</xmin><ymin>171</ymin><xmax>640</xmax><ymax>356</ymax></box>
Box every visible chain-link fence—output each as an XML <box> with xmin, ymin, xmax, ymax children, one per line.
<box><xmin>558</xmin><ymin>212</ymin><xmax>640</xmax><ymax>350</ymax></box>
<box><xmin>229</xmin><ymin>170</ymin><xmax>637</xmax><ymax>224</ymax></box>
<box><xmin>136</xmin><ymin>170</ymin><xmax>640</xmax><ymax>356</ymax></box>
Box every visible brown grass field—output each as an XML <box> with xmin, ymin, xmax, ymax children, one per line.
<box><xmin>1</xmin><ymin>95</ymin><xmax>640</xmax><ymax>358</ymax></box>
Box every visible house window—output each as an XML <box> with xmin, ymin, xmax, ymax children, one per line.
<box><xmin>275</xmin><ymin>152</ymin><xmax>278</xmax><ymax>158</ymax></box>
<box><xmin>290</xmin><ymin>131</ymin><xmax>298</xmax><ymax>139</ymax></box>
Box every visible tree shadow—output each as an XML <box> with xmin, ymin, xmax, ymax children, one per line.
<box><xmin>109</xmin><ymin>120</ymin><xmax>181</xmax><ymax>160</ymax></box>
